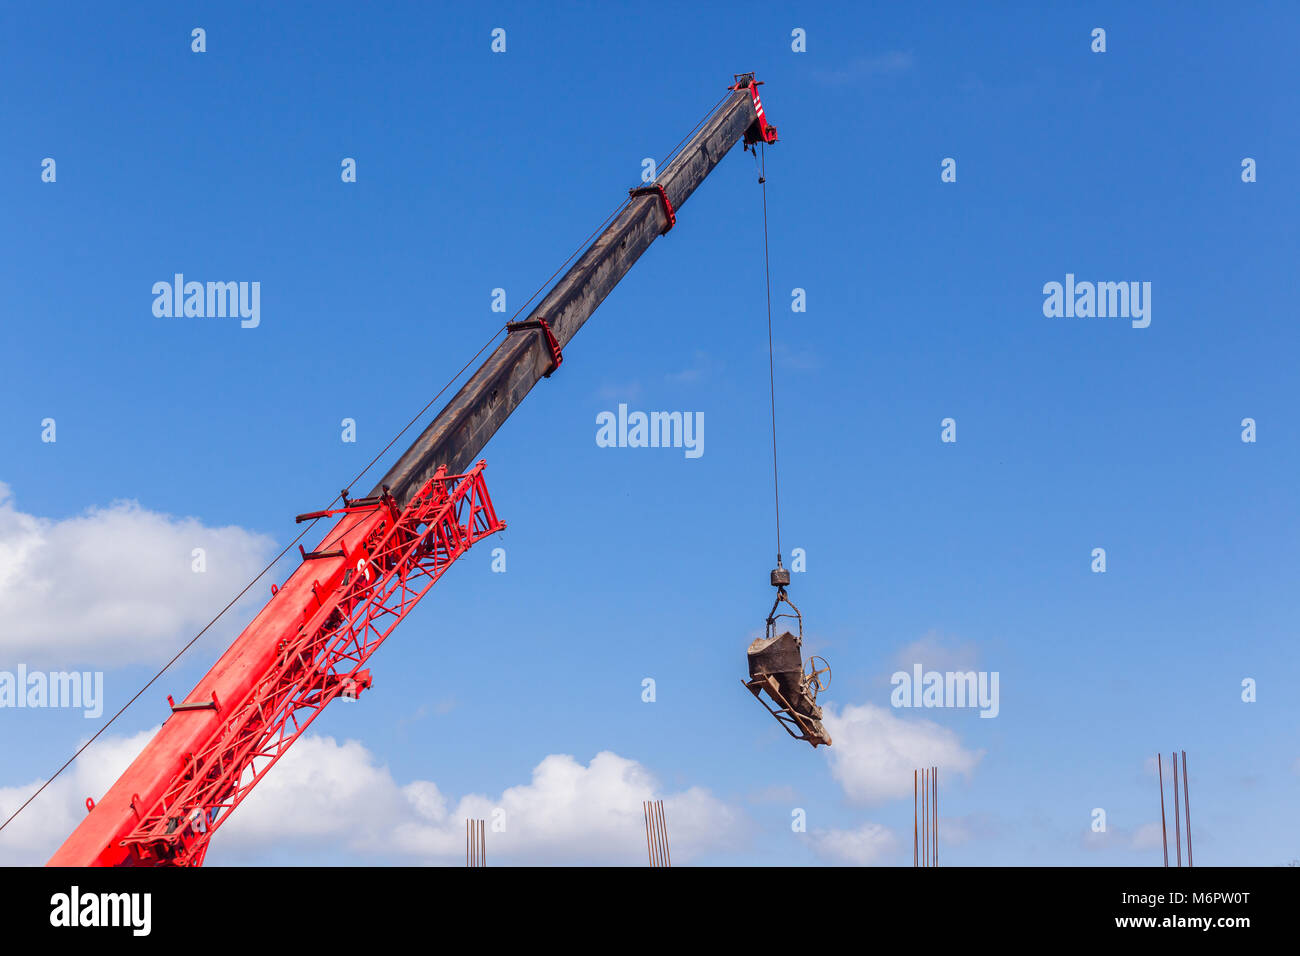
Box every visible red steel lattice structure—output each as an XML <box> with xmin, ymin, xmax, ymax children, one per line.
<box><xmin>55</xmin><ymin>463</ymin><xmax>502</xmax><ymax>867</ymax></box>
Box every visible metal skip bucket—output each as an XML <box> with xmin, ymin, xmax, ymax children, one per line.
<box><xmin>745</xmin><ymin>630</ymin><xmax>831</xmax><ymax>747</ymax></box>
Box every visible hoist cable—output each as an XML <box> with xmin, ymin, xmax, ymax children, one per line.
<box><xmin>0</xmin><ymin>325</ymin><xmax>506</xmax><ymax>838</ymax></box>
<box><xmin>758</xmin><ymin>142</ymin><xmax>782</xmax><ymax>566</ymax></box>
<box><xmin>0</xmin><ymin>90</ymin><xmax>741</xmax><ymax>838</ymax></box>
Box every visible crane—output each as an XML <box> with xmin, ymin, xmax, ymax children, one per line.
<box><xmin>45</xmin><ymin>73</ymin><xmax>806</xmax><ymax>867</ymax></box>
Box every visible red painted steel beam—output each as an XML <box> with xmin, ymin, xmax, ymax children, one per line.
<box><xmin>47</xmin><ymin>75</ymin><xmax>778</xmax><ymax>866</ymax></box>
<box><xmin>50</xmin><ymin>464</ymin><xmax>502</xmax><ymax>866</ymax></box>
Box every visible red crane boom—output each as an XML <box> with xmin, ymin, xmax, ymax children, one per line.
<box><xmin>47</xmin><ymin>75</ymin><xmax>778</xmax><ymax>866</ymax></box>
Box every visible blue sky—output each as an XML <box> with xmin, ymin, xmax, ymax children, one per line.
<box><xmin>1</xmin><ymin>1</ymin><xmax>1298</xmax><ymax>866</ymax></box>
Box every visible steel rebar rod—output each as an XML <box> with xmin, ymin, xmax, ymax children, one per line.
<box><xmin>1158</xmin><ymin>754</ymin><xmax>1169</xmax><ymax>867</ymax></box>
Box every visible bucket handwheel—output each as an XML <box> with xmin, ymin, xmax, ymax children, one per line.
<box><xmin>804</xmin><ymin>656</ymin><xmax>831</xmax><ymax>696</ymax></box>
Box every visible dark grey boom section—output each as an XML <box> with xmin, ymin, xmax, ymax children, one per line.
<box><xmin>371</xmin><ymin>89</ymin><xmax>758</xmax><ymax>507</ymax></box>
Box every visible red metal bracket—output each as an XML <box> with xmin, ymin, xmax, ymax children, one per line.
<box><xmin>507</xmin><ymin>317</ymin><xmax>564</xmax><ymax>377</ymax></box>
<box><xmin>629</xmin><ymin>183</ymin><xmax>676</xmax><ymax>234</ymax></box>
<box><xmin>729</xmin><ymin>73</ymin><xmax>779</xmax><ymax>147</ymax></box>
<box><xmin>167</xmin><ymin>691</ymin><xmax>220</xmax><ymax>714</ymax></box>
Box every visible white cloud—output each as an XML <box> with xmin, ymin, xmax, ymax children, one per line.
<box><xmin>821</xmin><ymin>702</ymin><xmax>983</xmax><ymax>804</ymax></box>
<box><xmin>773</xmin><ymin>342</ymin><xmax>821</xmax><ymax>371</ymax></box>
<box><xmin>939</xmin><ymin>811</ymin><xmax>1002</xmax><ymax>847</ymax></box>
<box><xmin>0</xmin><ymin>483</ymin><xmax>276</xmax><ymax>666</ymax></box>
<box><xmin>893</xmin><ymin>631</ymin><xmax>980</xmax><ymax>673</ymax></box>
<box><xmin>0</xmin><ymin>728</ymin><xmax>745</xmax><ymax>866</ymax></box>
<box><xmin>815</xmin><ymin>52</ymin><xmax>915</xmax><ymax>86</ymax></box>
<box><xmin>596</xmin><ymin>381</ymin><xmax>643</xmax><ymax>402</ymax></box>
<box><xmin>1131</xmin><ymin>822</ymin><xmax>1168</xmax><ymax>851</ymax></box>
<box><xmin>1081</xmin><ymin>824</ymin><xmax>1125</xmax><ymax>851</ymax></box>
<box><xmin>809</xmin><ymin>822</ymin><xmax>898</xmax><ymax>865</ymax></box>
<box><xmin>0</xmin><ymin>725</ymin><xmax>157</xmax><ymax>865</ymax></box>
<box><xmin>1080</xmin><ymin>820</ymin><xmax>1168</xmax><ymax>854</ymax></box>
<box><xmin>746</xmin><ymin>784</ymin><xmax>800</xmax><ymax>805</ymax></box>
<box><xmin>220</xmin><ymin>738</ymin><xmax>743</xmax><ymax>865</ymax></box>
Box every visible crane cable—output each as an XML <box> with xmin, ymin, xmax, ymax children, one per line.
<box><xmin>0</xmin><ymin>203</ymin><xmax>623</xmax><ymax>838</ymax></box>
<box><xmin>0</xmin><ymin>328</ymin><xmax>506</xmax><ymax>839</ymax></box>
<box><xmin>0</xmin><ymin>95</ymin><xmax>734</xmax><ymax>838</ymax></box>
<box><xmin>757</xmin><ymin>141</ymin><xmax>783</xmax><ymax>568</ymax></box>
